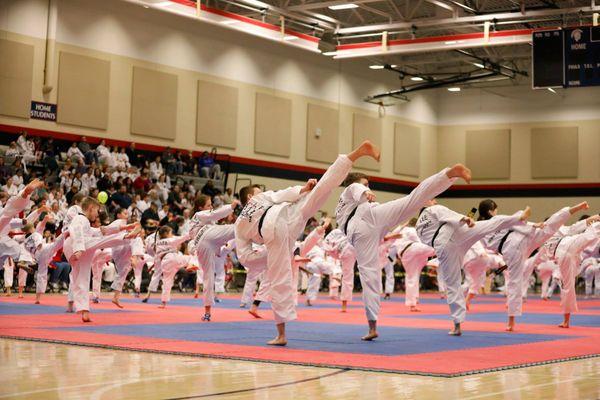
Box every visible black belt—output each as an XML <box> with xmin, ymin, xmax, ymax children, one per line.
<box><xmin>498</xmin><ymin>230</ymin><xmax>513</xmax><ymax>255</ymax></box>
<box><xmin>258</xmin><ymin>206</ymin><xmax>273</xmax><ymax>238</ymax></box>
<box><xmin>400</xmin><ymin>242</ymin><xmax>414</xmax><ymax>258</ymax></box>
<box><xmin>342</xmin><ymin>206</ymin><xmax>359</xmax><ymax>235</ymax></box>
<box><xmin>431</xmin><ymin>222</ymin><xmax>447</xmax><ymax>247</ymax></box>
<box><xmin>387</xmin><ymin>256</ymin><xmax>394</xmax><ymax>263</ymax></box>
<box><xmin>553</xmin><ymin>236</ymin><xmax>565</xmax><ymax>258</ymax></box>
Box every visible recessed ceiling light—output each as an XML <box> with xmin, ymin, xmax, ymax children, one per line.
<box><xmin>153</xmin><ymin>1</ymin><xmax>173</xmax><ymax>6</ymax></box>
<box><xmin>143</xmin><ymin>5</ymin><xmax>150</xmax><ymax>8</ymax></box>
<box><xmin>328</xmin><ymin>3</ymin><xmax>359</xmax><ymax>10</ymax></box>
<box><xmin>389</xmin><ymin>64</ymin><xmax>397</xmax><ymax>68</ymax></box>
<box><xmin>547</xmin><ymin>87</ymin><xmax>557</xmax><ymax>93</ymax></box>
<box><xmin>322</xmin><ymin>51</ymin><xmax>337</xmax><ymax>56</ymax></box>
<box><xmin>447</xmin><ymin>87</ymin><xmax>461</xmax><ymax>92</ymax></box>
<box><xmin>369</xmin><ymin>65</ymin><xmax>384</xmax><ymax>69</ymax></box>
<box><xmin>283</xmin><ymin>35</ymin><xmax>298</xmax><ymax>41</ymax></box>
<box><xmin>221</xmin><ymin>20</ymin><xmax>238</xmax><ymax>25</ymax></box>
<box><xmin>445</xmin><ymin>40</ymin><xmax>457</xmax><ymax>45</ymax></box>
<box><xmin>473</xmin><ymin>62</ymin><xmax>485</xmax><ymax>68</ymax></box>
<box><xmin>411</xmin><ymin>76</ymin><xmax>424</xmax><ymax>81</ymax></box>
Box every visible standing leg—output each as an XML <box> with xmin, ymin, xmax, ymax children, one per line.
<box><xmin>4</xmin><ymin>258</ymin><xmax>14</xmax><ymax>296</ymax></box>
<box><xmin>437</xmin><ymin>244</ymin><xmax>467</xmax><ymax>336</ymax></box>
<box><xmin>17</xmin><ymin>268</ymin><xmax>28</xmax><ymax>298</ymax></box>
<box><xmin>111</xmin><ymin>257</ymin><xmax>133</xmax><ymax>308</ymax></box>
<box><xmin>339</xmin><ymin>251</ymin><xmax>356</xmax><ymax>312</ymax></box>
<box><xmin>159</xmin><ymin>263</ymin><xmax>178</xmax><ymax>308</ymax></box>
<box><xmin>383</xmin><ymin>261</ymin><xmax>395</xmax><ymax>298</ymax></box>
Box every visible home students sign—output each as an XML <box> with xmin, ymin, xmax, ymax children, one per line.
<box><xmin>30</xmin><ymin>101</ymin><xmax>57</xmax><ymax>121</ymax></box>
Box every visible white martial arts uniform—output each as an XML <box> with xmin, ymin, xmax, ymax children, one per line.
<box><xmin>236</xmin><ymin>154</ymin><xmax>353</xmax><ymax>324</ymax></box>
<box><xmin>323</xmin><ymin>228</ymin><xmax>356</xmax><ymax>302</ymax></box>
<box><xmin>109</xmin><ymin>219</ymin><xmax>134</xmax><ymax>293</ymax></box>
<box><xmin>192</xmin><ymin>224</ymin><xmax>235</xmax><ymax>307</ymax></box>
<box><xmin>379</xmin><ymin>240</ymin><xmax>397</xmax><ymax>296</ymax></box>
<box><xmin>547</xmin><ymin>223</ymin><xmax>599</xmax><ymax>314</ymax></box>
<box><xmin>396</xmin><ymin>227</ymin><xmax>436</xmax><ymax>307</ymax></box>
<box><xmin>154</xmin><ymin>234</ymin><xmax>191</xmax><ymax>303</ymax></box>
<box><xmin>582</xmin><ymin>257</ymin><xmax>600</xmax><ymax>297</ymax></box>
<box><xmin>337</xmin><ymin>168</ymin><xmax>456</xmax><ymax>322</ymax></box>
<box><xmin>417</xmin><ymin>205</ymin><xmax>523</xmax><ymax>324</ymax></box>
<box><xmin>63</xmin><ymin>215</ymin><xmax>128</xmax><ymax>312</ymax></box>
<box><xmin>482</xmin><ymin>207</ymin><xmax>573</xmax><ymax>319</ymax></box>
<box><xmin>462</xmin><ymin>241</ymin><xmax>504</xmax><ymax>296</ymax></box>
<box><xmin>305</xmin><ymin>244</ymin><xmax>338</xmax><ymax>303</ymax></box>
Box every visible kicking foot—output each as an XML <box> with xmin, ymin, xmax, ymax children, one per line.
<box><xmin>111</xmin><ymin>299</ymin><xmax>124</xmax><ymax>309</ymax></box>
<box><xmin>409</xmin><ymin>306</ymin><xmax>421</xmax><ymax>312</ymax></box>
<box><xmin>267</xmin><ymin>337</ymin><xmax>287</xmax><ymax>346</ymax></box>
<box><xmin>520</xmin><ymin>206</ymin><xmax>531</xmax><ymax>222</ymax></box>
<box><xmin>248</xmin><ymin>310</ymin><xmax>263</xmax><ymax>319</ymax></box>
<box><xmin>355</xmin><ymin>140</ymin><xmax>381</xmax><ymax>162</ymax></box>
<box><xmin>201</xmin><ymin>313</ymin><xmax>211</xmax><ymax>322</ymax></box>
<box><xmin>361</xmin><ymin>331</ymin><xmax>379</xmax><ymax>341</ymax></box>
<box><xmin>448</xmin><ymin>163</ymin><xmax>472</xmax><ymax>184</ymax></box>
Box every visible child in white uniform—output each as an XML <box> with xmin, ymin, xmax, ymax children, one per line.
<box><xmin>417</xmin><ymin>203</ymin><xmax>530</xmax><ymax>335</ymax></box>
<box><xmin>337</xmin><ymin>164</ymin><xmax>472</xmax><ymax>340</ymax></box>
<box><xmin>236</xmin><ymin>141</ymin><xmax>380</xmax><ymax>345</ymax></box>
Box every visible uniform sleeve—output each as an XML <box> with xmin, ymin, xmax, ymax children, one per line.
<box><xmin>298</xmin><ymin>228</ymin><xmax>323</xmax><ymax>257</ymax></box>
<box><xmin>103</xmin><ymin>219</ymin><xmax>126</xmax><ymax>235</ymax></box>
<box><xmin>563</xmin><ymin>219</ymin><xmax>588</xmax><ymax>236</ymax></box>
<box><xmin>258</xmin><ymin>186</ymin><xmax>303</xmax><ymax>204</ymax></box>
<box><xmin>345</xmin><ymin>183</ymin><xmax>370</xmax><ymax>203</ymax></box>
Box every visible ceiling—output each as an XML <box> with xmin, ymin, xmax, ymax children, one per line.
<box><xmin>139</xmin><ymin>0</ymin><xmax>600</xmax><ymax>94</ymax></box>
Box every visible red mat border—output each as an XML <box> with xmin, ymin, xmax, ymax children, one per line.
<box><xmin>2</xmin><ymin>334</ymin><xmax>598</xmax><ymax>378</ymax></box>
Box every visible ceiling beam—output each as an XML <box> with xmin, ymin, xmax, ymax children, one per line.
<box><xmin>288</xmin><ymin>0</ymin><xmax>385</xmax><ymax>11</ymax></box>
<box><xmin>358</xmin><ymin>3</ymin><xmax>393</xmax><ymax>20</ymax></box>
<box><xmin>336</xmin><ymin>4</ymin><xmax>600</xmax><ymax>34</ymax></box>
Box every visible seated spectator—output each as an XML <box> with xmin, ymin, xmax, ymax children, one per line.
<box><xmin>42</xmin><ymin>151</ymin><xmax>59</xmax><ymax>174</ymax></box>
<box><xmin>2</xmin><ymin>177</ymin><xmax>20</xmax><ymax>196</ymax></box>
<box><xmin>149</xmin><ymin>156</ymin><xmax>163</xmax><ymax>180</ymax></box>
<box><xmin>115</xmin><ymin>147</ymin><xmax>130</xmax><ymax>169</ymax></box>
<box><xmin>198</xmin><ymin>150</ymin><xmax>221</xmax><ymax>179</ymax></box>
<box><xmin>222</xmin><ymin>188</ymin><xmax>233</xmax><ymax>204</ymax></box>
<box><xmin>126</xmin><ymin>142</ymin><xmax>140</xmax><ymax>167</ymax></box>
<box><xmin>0</xmin><ymin>157</ymin><xmax>14</xmax><ymax>180</ymax></box>
<box><xmin>110</xmin><ymin>184</ymin><xmax>132</xmax><ymax>210</ymax></box>
<box><xmin>96</xmin><ymin>139</ymin><xmax>114</xmax><ymax>167</ymax></box>
<box><xmin>181</xmin><ymin>150</ymin><xmax>195</xmax><ymax>174</ymax></box>
<box><xmin>141</xmin><ymin>202</ymin><xmax>160</xmax><ymax>229</ymax></box>
<box><xmin>78</xmin><ymin>136</ymin><xmax>95</xmax><ymax>165</ymax></box>
<box><xmin>133</xmin><ymin>171</ymin><xmax>150</xmax><ymax>194</ymax></box>
<box><xmin>67</xmin><ymin>142</ymin><xmax>85</xmax><ymax>164</ymax></box>
<box><xmin>162</xmin><ymin>147</ymin><xmax>176</xmax><ymax>175</ymax></box>
<box><xmin>4</xmin><ymin>142</ymin><xmax>20</xmax><ymax>165</ymax></box>
<box><xmin>201</xmin><ymin>179</ymin><xmax>220</xmax><ymax>198</ymax></box>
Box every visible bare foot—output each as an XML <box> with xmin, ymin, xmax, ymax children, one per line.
<box><xmin>520</xmin><ymin>206</ymin><xmax>531</xmax><ymax>222</ymax></box>
<box><xmin>409</xmin><ymin>306</ymin><xmax>421</xmax><ymax>312</ymax></box>
<box><xmin>449</xmin><ymin>323</ymin><xmax>462</xmax><ymax>336</ymax></box>
<box><xmin>81</xmin><ymin>311</ymin><xmax>92</xmax><ymax>323</ymax></box>
<box><xmin>112</xmin><ymin>299</ymin><xmax>124</xmax><ymax>309</ymax></box>
<box><xmin>341</xmin><ymin>300</ymin><xmax>347</xmax><ymax>313</ymax></box>
<box><xmin>361</xmin><ymin>331</ymin><xmax>379</xmax><ymax>341</ymax></box>
<box><xmin>542</xmin><ymin>297</ymin><xmax>548</xmax><ymax>301</ymax></box>
<box><xmin>18</xmin><ymin>294</ymin><xmax>23</xmax><ymax>299</ymax></box>
<box><xmin>267</xmin><ymin>337</ymin><xmax>287</xmax><ymax>346</ymax></box>
<box><xmin>66</xmin><ymin>301</ymin><xmax>74</xmax><ymax>313</ymax></box>
<box><xmin>158</xmin><ymin>303</ymin><xmax>166</xmax><ymax>309</ymax></box>
<box><xmin>194</xmin><ymin>293</ymin><xmax>199</xmax><ymax>299</ymax></box>
<box><xmin>558</xmin><ymin>323</ymin><xmax>569</xmax><ymax>328</ymax></box>
<box><xmin>34</xmin><ymin>300</ymin><xmax>40</xmax><ymax>304</ymax></box>
<box><xmin>249</xmin><ymin>309</ymin><xmax>263</xmax><ymax>319</ymax></box>
<box><xmin>306</xmin><ymin>300</ymin><xmax>312</xmax><ymax>307</ymax></box>
<box><xmin>447</xmin><ymin>163</ymin><xmax>472</xmax><ymax>184</ymax></box>
<box><xmin>505</xmin><ymin>325</ymin><xmax>514</xmax><ymax>332</ymax></box>
<box><xmin>350</xmin><ymin>140</ymin><xmax>381</xmax><ymax>162</ymax></box>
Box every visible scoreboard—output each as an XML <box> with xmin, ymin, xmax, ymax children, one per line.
<box><xmin>532</xmin><ymin>26</ymin><xmax>600</xmax><ymax>89</ymax></box>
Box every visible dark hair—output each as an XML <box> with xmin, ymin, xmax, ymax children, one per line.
<box><xmin>477</xmin><ymin>199</ymin><xmax>498</xmax><ymax>221</ymax></box>
<box><xmin>580</xmin><ymin>214</ymin><xmax>590</xmax><ymax>221</ymax></box>
<box><xmin>71</xmin><ymin>192</ymin><xmax>85</xmax><ymax>206</ymax></box>
<box><xmin>343</xmin><ymin>172</ymin><xmax>368</xmax><ymax>187</ymax></box>
<box><xmin>239</xmin><ymin>185</ymin><xmax>261</xmax><ymax>206</ymax></box>
<box><xmin>194</xmin><ymin>194</ymin><xmax>211</xmax><ymax>211</ymax></box>
<box><xmin>158</xmin><ymin>225</ymin><xmax>172</xmax><ymax>239</ymax></box>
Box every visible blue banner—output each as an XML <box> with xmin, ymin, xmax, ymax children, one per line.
<box><xmin>30</xmin><ymin>101</ymin><xmax>57</xmax><ymax>121</ymax></box>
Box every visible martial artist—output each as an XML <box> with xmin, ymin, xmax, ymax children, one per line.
<box><xmin>236</xmin><ymin>140</ymin><xmax>380</xmax><ymax>345</ymax></box>
<box><xmin>417</xmin><ymin>202</ymin><xmax>530</xmax><ymax>335</ymax></box>
<box><xmin>337</xmin><ymin>164</ymin><xmax>472</xmax><ymax>340</ymax></box>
